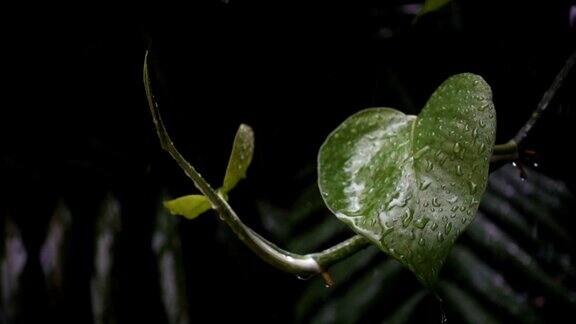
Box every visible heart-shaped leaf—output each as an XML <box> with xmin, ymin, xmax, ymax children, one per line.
<box><xmin>318</xmin><ymin>73</ymin><xmax>496</xmax><ymax>286</ymax></box>
<box><xmin>164</xmin><ymin>124</ymin><xmax>254</xmax><ymax>219</ymax></box>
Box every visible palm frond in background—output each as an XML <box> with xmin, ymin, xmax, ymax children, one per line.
<box><xmin>0</xmin><ymin>163</ymin><xmax>575</xmax><ymax>323</ymax></box>
<box><xmin>259</xmin><ymin>164</ymin><xmax>576</xmax><ymax>323</ymax></box>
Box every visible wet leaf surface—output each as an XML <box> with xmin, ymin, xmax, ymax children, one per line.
<box><xmin>318</xmin><ymin>73</ymin><xmax>496</xmax><ymax>286</ymax></box>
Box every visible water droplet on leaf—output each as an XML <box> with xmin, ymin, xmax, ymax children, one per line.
<box><xmin>419</xmin><ymin>178</ymin><xmax>432</xmax><ymax>190</ymax></box>
<box><xmin>456</xmin><ymin>165</ymin><xmax>464</xmax><ymax>176</ymax></box>
<box><xmin>468</xmin><ymin>180</ymin><xmax>478</xmax><ymax>194</ymax></box>
<box><xmin>402</xmin><ymin>209</ymin><xmax>413</xmax><ymax>227</ymax></box>
<box><xmin>414</xmin><ymin>217</ymin><xmax>430</xmax><ymax>229</ymax></box>
<box><xmin>445</xmin><ymin>222</ymin><xmax>453</xmax><ymax>234</ymax></box>
<box><xmin>453</xmin><ymin>142</ymin><xmax>461</xmax><ymax>154</ymax></box>
<box><xmin>437</xmin><ymin>232</ymin><xmax>445</xmax><ymax>242</ymax></box>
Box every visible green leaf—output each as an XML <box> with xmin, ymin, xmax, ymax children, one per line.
<box><xmin>164</xmin><ymin>195</ymin><xmax>212</xmax><ymax>220</ymax></box>
<box><xmin>317</xmin><ymin>73</ymin><xmax>496</xmax><ymax>287</ymax></box>
<box><xmin>164</xmin><ymin>124</ymin><xmax>254</xmax><ymax>219</ymax></box>
<box><xmin>417</xmin><ymin>0</ymin><xmax>452</xmax><ymax>19</ymax></box>
<box><xmin>222</xmin><ymin>124</ymin><xmax>254</xmax><ymax>192</ymax></box>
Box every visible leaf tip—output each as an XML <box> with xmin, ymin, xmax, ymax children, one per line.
<box><xmin>162</xmin><ymin>195</ymin><xmax>212</xmax><ymax>220</ymax></box>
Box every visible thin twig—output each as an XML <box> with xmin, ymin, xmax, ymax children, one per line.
<box><xmin>491</xmin><ymin>49</ymin><xmax>576</xmax><ymax>163</ymax></box>
<box><xmin>144</xmin><ymin>50</ymin><xmax>370</xmax><ymax>281</ymax></box>
<box><xmin>514</xmin><ymin>49</ymin><xmax>576</xmax><ymax>145</ymax></box>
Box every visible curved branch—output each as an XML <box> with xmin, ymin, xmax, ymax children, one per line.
<box><xmin>514</xmin><ymin>49</ymin><xmax>576</xmax><ymax>145</ymax></box>
<box><xmin>491</xmin><ymin>49</ymin><xmax>576</xmax><ymax>164</ymax></box>
<box><xmin>144</xmin><ymin>50</ymin><xmax>370</xmax><ymax>279</ymax></box>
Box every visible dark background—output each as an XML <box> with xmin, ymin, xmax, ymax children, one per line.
<box><xmin>2</xmin><ymin>1</ymin><xmax>576</xmax><ymax>323</ymax></box>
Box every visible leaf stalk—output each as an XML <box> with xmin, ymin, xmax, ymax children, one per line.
<box><xmin>144</xmin><ymin>50</ymin><xmax>370</xmax><ymax>281</ymax></box>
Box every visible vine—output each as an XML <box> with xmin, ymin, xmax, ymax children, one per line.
<box><xmin>144</xmin><ymin>48</ymin><xmax>575</xmax><ymax>287</ymax></box>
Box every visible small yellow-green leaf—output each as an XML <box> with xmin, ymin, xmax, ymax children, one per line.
<box><xmin>163</xmin><ymin>124</ymin><xmax>253</xmax><ymax>220</ymax></box>
<box><xmin>222</xmin><ymin>124</ymin><xmax>254</xmax><ymax>193</ymax></box>
<box><xmin>416</xmin><ymin>0</ymin><xmax>451</xmax><ymax>20</ymax></box>
<box><xmin>164</xmin><ymin>195</ymin><xmax>212</xmax><ymax>220</ymax></box>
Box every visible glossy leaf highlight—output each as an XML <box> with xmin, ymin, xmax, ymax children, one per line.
<box><xmin>318</xmin><ymin>73</ymin><xmax>496</xmax><ymax>286</ymax></box>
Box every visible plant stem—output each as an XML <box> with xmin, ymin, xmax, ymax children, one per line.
<box><xmin>491</xmin><ymin>140</ymin><xmax>518</xmax><ymax>163</ymax></box>
<box><xmin>144</xmin><ymin>50</ymin><xmax>370</xmax><ymax>279</ymax></box>
<box><xmin>513</xmin><ymin>49</ymin><xmax>576</xmax><ymax>145</ymax></box>
<box><xmin>310</xmin><ymin>235</ymin><xmax>372</xmax><ymax>268</ymax></box>
<box><xmin>491</xmin><ymin>49</ymin><xmax>576</xmax><ymax>163</ymax></box>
